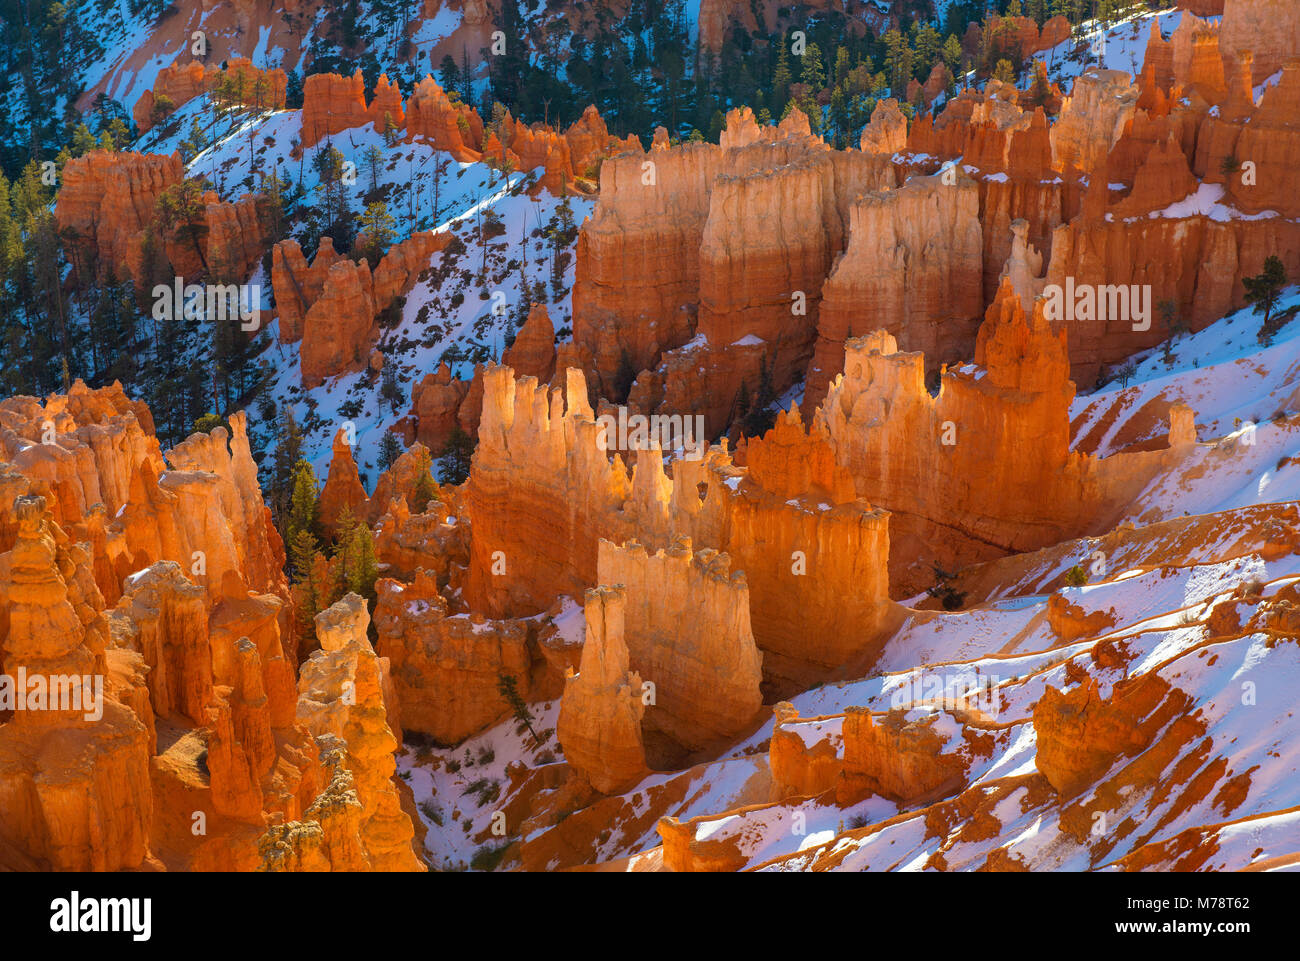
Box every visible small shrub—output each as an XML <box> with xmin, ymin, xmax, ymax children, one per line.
<box><xmin>470</xmin><ymin>843</ymin><xmax>509</xmax><ymax>872</ymax></box>
<box><xmin>1064</xmin><ymin>565</ymin><xmax>1088</xmax><ymax>587</ymax></box>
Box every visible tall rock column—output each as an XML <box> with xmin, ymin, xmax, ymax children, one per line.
<box><xmin>0</xmin><ymin>495</ymin><xmax>154</xmax><ymax>870</ymax></box>
<box><xmin>294</xmin><ymin>594</ymin><xmax>424</xmax><ymax>871</ymax></box>
<box><xmin>557</xmin><ymin>586</ymin><xmax>648</xmax><ymax>794</ymax></box>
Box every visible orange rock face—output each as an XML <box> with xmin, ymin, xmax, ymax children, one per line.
<box><xmin>300</xmin><ymin>70</ymin><xmax>373</xmax><ymax>149</ymax></box>
<box><xmin>134</xmin><ymin>58</ymin><xmax>288</xmax><ymax>133</ymax></box>
<box><xmin>573</xmin><ymin>108</ymin><xmax>894</xmax><ymax>426</ymax></box>
<box><xmin>502</xmin><ymin>304</ymin><xmax>557</xmax><ymax>385</ymax></box>
<box><xmin>368</xmin><ymin>73</ymin><xmax>406</xmax><ymax>132</ymax></box>
<box><xmin>409</xmin><ymin>363</ymin><xmax>470</xmax><ymax>455</ymax></box>
<box><xmin>1033</xmin><ymin>677</ymin><xmax>1155</xmax><ymax>798</ymax></box>
<box><xmin>595</xmin><ymin>537</ymin><xmax>763</xmax><ymax>755</ymax></box>
<box><xmin>405</xmin><ymin>76</ymin><xmax>484</xmax><ymax>161</ymax></box>
<box><xmin>56</xmin><ymin>150</ymin><xmax>183</xmax><ymax>280</ymax></box>
<box><xmin>1044</xmin><ymin>207</ymin><xmax>1300</xmax><ymax>385</ymax></box>
<box><xmin>271</xmin><ymin>238</ymin><xmax>343</xmax><ymax>343</ymax></box>
<box><xmin>465</xmin><ymin>365</ymin><xmax>895</xmax><ymax>695</ymax></box>
<box><xmin>206</xmin><ymin>193</ymin><xmax>273</xmax><ymax>283</ymax></box>
<box><xmin>300</xmin><ymin>258</ymin><xmax>377</xmax><ymax>388</ymax></box>
<box><xmin>816</xmin><ymin>282</ymin><xmax>1196</xmax><ymax>595</ymax></box>
<box><xmin>56</xmin><ymin>150</ymin><xmax>273</xmax><ymax>290</ymax></box>
<box><xmin>0</xmin><ymin>494</ymin><xmax>154</xmax><ymax>870</ymax></box>
<box><xmin>557</xmin><ymin>585</ymin><xmax>648</xmax><ymax>794</ymax></box>
<box><xmin>289</xmin><ymin>594</ymin><xmax>425</xmax><ymax>870</ymax></box>
<box><xmin>859</xmin><ymin>99</ymin><xmax>908</xmax><ymax>155</ymax></box>
<box><xmin>286</xmin><ymin>228</ymin><xmax>451</xmax><ymax>384</ymax></box>
<box><xmin>318</xmin><ymin>428</ymin><xmax>370</xmax><ymax>537</ymax></box>
<box><xmin>372</xmin><ymin>571</ymin><xmax>533</xmax><ymax>744</ymax></box>
<box><xmin>808</xmin><ymin>171</ymin><xmax>984</xmax><ymax>413</ymax></box>
<box><xmin>1220</xmin><ymin>0</ymin><xmax>1300</xmax><ymax>80</ymax></box>
<box><xmin>1222</xmin><ymin>62</ymin><xmax>1300</xmax><ymax>218</ymax></box>
<box><xmin>0</xmin><ymin>383</ymin><xmax>435</xmax><ymax>872</ymax></box>
<box><xmin>836</xmin><ymin>707</ymin><xmax>972</xmax><ymax>806</ymax></box>
<box><xmin>1051</xmin><ymin>68</ymin><xmax>1139</xmax><ymax>174</ymax></box>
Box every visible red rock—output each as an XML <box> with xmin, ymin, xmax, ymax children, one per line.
<box><xmin>1112</xmin><ymin>135</ymin><xmax>1198</xmax><ymax>218</ymax></box>
<box><xmin>371</xmin><ymin>228</ymin><xmax>452</xmax><ymax>312</ymax></box>
<box><xmin>1224</xmin><ymin>61</ymin><xmax>1300</xmax><ymax>217</ymax></box>
<box><xmin>300</xmin><ymin>70</ymin><xmax>371</xmax><ymax>149</ymax></box>
<box><xmin>134</xmin><ymin>58</ymin><xmax>287</xmax><ymax>133</ymax></box>
<box><xmin>271</xmin><ymin>238</ymin><xmax>342</xmax><ymax>343</ymax></box>
<box><xmin>206</xmin><ymin>193</ymin><xmax>272</xmax><ymax>283</ymax></box>
<box><xmin>112</xmin><ymin>561</ymin><xmax>213</xmax><ymax>725</ymax></box>
<box><xmin>372</xmin><ymin>571</ymin><xmax>532</xmax><ymax>744</ymax></box>
<box><xmin>405</xmin><ymin>76</ymin><xmax>483</xmax><ymax>161</ymax></box>
<box><xmin>808</xmin><ymin>170</ymin><xmax>984</xmax><ymax>413</ymax></box>
<box><xmin>836</xmin><ymin>707</ymin><xmax>972</xmax><ymax>805</ymax></box>
<box><xmin>318</xmin><ymin>428</ymin><xmax>370</xmax><ymax>537</ymax></box>
<box><xmin>0</xmin><ymin>495</ymin><xmax>154</xmax><ymax>870</ymax></box>
<box><xmin>816</xmin><ymin>282</ymin><xmax>1197</xmax><ymax>594</ymax></box>
<box><xmin>556</xmin><ymin>585</ymin><xmax>648</xmax><ymax>794</ymax></box>
<box><xmin>56</xmin><ymin>150</ymin><xmax>184</xmax><ymax>283</ymax></box>
<box><xmin>1052</xmin><ymin>69</ymin><xmax>1139</xmax><ymax>174</ymax></box>
<box><xmin>410</xmin><ymin>363</ymin><xmax>470</xmax><ymax>455</ymax></box>
<box><xmin>596</xmin><ymin>537</ymin><xmax>763</xmax><ymax>755</ymax></box>
<box><xmin>502</xmin><ymin>303</ymin><xmax>557</xmax><ymax>384</ymax></box>
<box><xmin>293</xmin><ymin>594</ymin><xmax>425</xmax><ymax>870</ymax></box>
<box><xmin>367</xmin><ymin>73</ymin><xmax>405</xmax><ymax>132</ymax></box>
<box><xmin>1220</xmin><ymin>0</ymin><xmax>1300</xmax><ymax>81</ymax></box>
<box><xmin>300</xmin><ymin>258</ymin><xmax>377</xmax><ymax>388</ymax></box>
<box><xmin>465</xmin><ymin>366</ymin><xmax>895</xmax><ymax>694</ymax></box>
<box><xmin>859</xmin><ymin>98</ymin><xmax>908</xmax><ymax>155</ymax></box>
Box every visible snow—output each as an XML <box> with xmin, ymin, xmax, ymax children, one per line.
<box><xmin>135</xmin><ymin>95</ymin><xmax>594</xmax><ymax>477</ymax></box>
<box><xmin>1137</xmin><ymin>182</ymin><xmax>1281</xmax><ymax>223</ymax></box>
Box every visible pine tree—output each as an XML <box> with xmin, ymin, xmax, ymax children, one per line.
<box><xmin>286</xmin><ymin>459</ymin><xmax>321</xmax><ymax>564</ymax></box>
<box><xmin>497</xmin><ymin>672</ymin><xmax>541</xmax><ymax>745</ymax></box>
<box><xmin>357</xmin><ymin>201</ymin><xmax>395</xmax><ymax>265</ymax></box>
<box><xmin>412</xmin><ymin>445</ymin><xmax>442</xmax><ymax>510</ymax></box>
<box><xmin>378</xmin><ymin>431</ymin><xmax>403</xmax><ymax>471</ymax></box>
<box><xmin>801</xmin><ymin>42</ymin><xmax>826</xmax><ymax>90</ymax></box>
<box><xmin>380</xmin><ymin>361</ymin><xmax>403</xmax><ymax>413</ymax></box>
<box><xmin>436</xmin><ymin>426</ymin><xmax>474</xmax><ymax>487</ymax></box>
<box><xmin>1244</xmin><ymin>255</ymin><xmax>1289</xmax><ymax>345</ymax></box>
<box><xmin>156</xmin><ymin>178</ymin><xmax>212</xmax><ymax>276</ymax></box>
<box><xmin>289</xmin><ymin>526</ymin><xmax>324</xmax><ymax>637</ymax></box>
<box><xmin>773</xmin><ymin>43</ymin><xmax>792</xmax><ymax>115</ymax></box>
<box><xmin>331</xmin><ymin>507</ymin><xmax>379</xmax><ymax>609</ymax></box>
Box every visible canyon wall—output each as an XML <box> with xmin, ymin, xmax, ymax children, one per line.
<box><xmin>464</xmin><ymin>364</ymin><xmax>896</xmax><ymax>694</ymax></box>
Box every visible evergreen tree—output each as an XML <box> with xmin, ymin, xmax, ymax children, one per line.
<box><xmin>378</xmin><ymin>431</ymin><xmax>403</xmax><ymax>471</ymax></box>
<box><xmin>357</xmin><ymin>201</ymin><xmax>396</xmax><ymax>264</ymax></box>
<box><xmin>411</xmin><ymin>445</ymin><xmax>441</xmax><ymax>510</ymax></box>
<box><xmin>801</xmin><ymin>42</ymin><xmax>827</xmax><ymax>90</ymax></box>
<box><xmin>289</xmin><ymin>527</ymin><xmax>324</xmax><ymax>639</ymax></box>
<box><xmin>286</xmin><ymin>459</ymin><xmax>322</xmax><ymax>564</ymax></box>
<box><xmin>157</xmin><ymin>178</ymin><xmax>212</xmax><ymax>276</ymax></box>
<box><xmin>436</xmin><ymin>426</ymin><xmax>475</xmax><ymax>486</ymax></box>
<box><xmin>497</xmin><ymin>672</ymin><xmax>541</xmax><ymax>745</ymax></box>
<box><xmin>1243</xmin><ymin>256</ymin><xmax>1289</xmax><ymax>345</ymax></box>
